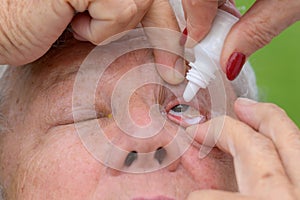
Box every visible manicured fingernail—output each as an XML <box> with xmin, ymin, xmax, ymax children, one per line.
<box><xmin>226</xmin><ymin>52</ymin><xmax>246</xmax><ymax>81</ymax></box>
<box><xmin>236</xmin><ymin>97</ymin><xmax>257</xmax><ymax>106</ymax></box>
<box><xmin>179</xmin><ymin>28</ymin><xmax>188</xmax><ymax>46</ymax></box>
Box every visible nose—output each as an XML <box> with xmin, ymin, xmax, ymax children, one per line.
<box><xmin>124</xmin><ymin>147</ymin><xmax>166</xmax><ymax>167</ymax></box>
<box><xmin>104</xmin><ymin>84</ymin><xmax>194</xmax><ymax>173</ymax></box>
<box><xmin>104</xmin><ymin>118</ymin><xmax>191</xmax><ymax>174</ymax></box>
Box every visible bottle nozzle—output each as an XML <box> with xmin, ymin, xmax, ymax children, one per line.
<box><xmin>182</xmin><ymin>9</ymin><xmax>238</xmax><ymax>102</ymax></box>
<box><xmin>183</xmin><ymin>81</ymin><xmax>201</xmax><ymax>102</ymax></box>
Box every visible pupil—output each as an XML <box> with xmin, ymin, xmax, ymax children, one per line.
<box><xmin>172</xmin><ymin>104</ymin><xmax>189</xmax><ymax>113</ymax></box>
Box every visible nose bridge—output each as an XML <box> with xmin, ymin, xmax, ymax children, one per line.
<box><xmin>113</xmin><ymin>87</ymin><xmax>167</xmax><ymax>139</ymax></box>
<box><xmin>105</xmin><ymin>84</ymin><xmax>191</xmax><ymax>172</ymax></box>
<box><xmin>129</xmin><ymin>94</ymin><xmax>152</xmax><ymax>127</ymax></box>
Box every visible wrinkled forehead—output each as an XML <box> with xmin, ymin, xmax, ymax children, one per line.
<box><xmin>3</xmin><ymin>27</ymin><xmax>231</xmax><ymax>110</ymax></box>
<box><xmin>15</xmin><ymin>28</ymin><xmax>187</xmax><ymax>102</ymax></box>
<box><xmin>29</xmin><ymin>29</ymin><xmax>163</xmax><ymax>87</ymax></box>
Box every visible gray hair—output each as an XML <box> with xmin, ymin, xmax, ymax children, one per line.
<box><xmin>0</xmin><ymin>66</ymin><xmax>7</xmax><ymax>200</ymax></box>
<box><xmin>0</xmin><ymin>184</ymin><xmax>4</xmax><ymax>200</ymax></box>
<box><xmin>232</xmin><ymin>61</ymin><xmax>258</xmax><ymax>100</ymax></box>
<box><xmin>0</xmin><ymin>65</ymin><xmax>8</xmax><ymax>133</ymax></box>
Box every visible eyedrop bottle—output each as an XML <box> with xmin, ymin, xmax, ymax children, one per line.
<box><xmin>183</xmin><ymin>10</ymin><xmax>239</xmax><ymax>102</ymax></box>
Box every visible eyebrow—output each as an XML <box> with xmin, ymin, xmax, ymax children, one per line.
<box><xmin>47</xmin><ymin>66</ymin><xmax>80</xmax><ymax>90</ymax></box>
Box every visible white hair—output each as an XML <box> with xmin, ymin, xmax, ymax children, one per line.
<box><xmin>0</xmin><ymin>66</ymin><xmax>7</xmax><ymax>200</ymax></box>
<box><xmin>0</xmin><ymin>65</ymin><xmax>8</xmax><ymax>131</ymax></box>
<box><xmin>232</xmin><ymin>61</ymin><xmax>258</xmax><ymax>100</ymax></box>
<box><xmin>0</xmin><ymin>65</ymin><xmax>8</xmax><ymax>79</ymax></box>
<box><xmin>0</xmin><ymin>184</ymin><xmax>4</xmax><ymax>200</ymax></box>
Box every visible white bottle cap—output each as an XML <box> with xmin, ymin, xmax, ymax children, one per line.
<box><xmin>183</xmin><ymin>10</ymin><xmax>239</xmax><ymax>102</ymax></box>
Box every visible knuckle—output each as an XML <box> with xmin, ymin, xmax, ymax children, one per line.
<box><xmin>257</xmin><ymin>136</ymin><xmax>275</xmax><ymax>150</ymax></box>
<box><xmin>264</xmin><ymin>103</ymin><xmax>286</xmax><ymax>116</ymax></box>
<box><xmin>115</xmin><ymin>3</ymin><xmax>138</xmax><ymax>26</ymax></box>
<box><xmin>220</xmin><ymin>115</ymin><xmax>247</xmax><ymax>136</ymax></box>
<box><xmin>239</xmin><ymin>20</ymin><xmax>278</xmax><ymax>50</ymax></box>
<box><xmin>137</xmin><ymin>0</ymin><xmax>154</xmax><ymax>12</ymax></box>
<box><xmin>215</xmin><ymin>115</ymin><xmax>235</xmax><ymax>131</ymax></box>
<box><xmin>223</xmin><ymin>115</ymin><xmax>244</xmax><ymax>130</ymax></box>
<box><xmin>248</xmin><ymin>134</ymin><xmax>277</xmax><ymax>156</ymax></box>
<box><xmin>187</xmin><ymin>20</ymin><xmax>211</xmax><ymax>41</ymax></box>
<box><xmin>278</xmin><ymin>129</ymin><xmax>300</xmax><ymax>150</ymax></box>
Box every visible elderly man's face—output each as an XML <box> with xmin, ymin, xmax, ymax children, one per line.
<box><xmin>0</xmin><ymin>32</ymin><xmax>238</xmax><ymax>199</ymax></box>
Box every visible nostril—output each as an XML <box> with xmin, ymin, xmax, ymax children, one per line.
<box><xmin>124</xmin><ymin>151</ymin><xmax>138</xmax><ymax>167</ymax></box>
<box><xmin>154</xmin><ymin>147</ymin><xmax>167</xmax><ymax>164</ymax></box>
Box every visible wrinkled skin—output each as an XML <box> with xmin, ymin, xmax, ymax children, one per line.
<box><xmin>0</xmin><ymin>35</ymin><xmax>238</xmax><ymax>199</ymax></box>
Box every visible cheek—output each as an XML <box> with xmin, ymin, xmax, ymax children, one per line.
<box><xmin>14</xmin><ymin>130</ymin><xmax>106</xmax><ymax>200</ymax></box>
<box><xmin>181</xmin><ymin>146</ymin><xmax>237</xmax><ymax>191</ymax></box>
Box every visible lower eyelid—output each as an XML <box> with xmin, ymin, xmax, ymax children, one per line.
<box><xmin>183</xmin><ymin>115</ymin><xmax>206</xmax><ymax>125</ymax></box>
<box><xmin>168</xmin><ymin>110</ymin><xmax>206</xmax><ymax>128</ymax></box>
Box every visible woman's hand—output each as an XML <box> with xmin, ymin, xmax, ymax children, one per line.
<box><xmin>0</xmin><ymin>0</ymin><xmax>185</xmax><ymax>84</ymax></box>
<box><xmin>186</xmin><ymin>98</ymin><xmax>300</xmax><ymax>199</ymax></box>
<box><xmin>220</xmin><ymin>0</ymin><xmax>300</xmax><ymax>80</ymax></box>
<box><xmin>182</xmin><ymin>0</ymin><xmax>300</xmax><ymax>81</ymax></box>
<box><xmin>182</xmin><ymin>0</ymin><xmax>240</xmax><ymax>46</ymax></box>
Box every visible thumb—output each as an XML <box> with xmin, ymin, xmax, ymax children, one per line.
<box><xmin>142</xmin><ymin>0</ymin><xmax>185</xmax><ymax>85</ymax></box>
<box><xmin>221</xmin><ymin>0</ymin><xmax>300</xmax><ymax>80</ymax></box>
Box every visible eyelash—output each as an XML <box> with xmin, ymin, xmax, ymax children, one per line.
<box><xmin>71</xmin><ymin>97</ymin><xmax>207</xmax><ymax>128</ymax></box>
<box><xmin>165</xmin><ymin>99</ymin><xmax>207</xmax><ymax>127</ymax></box>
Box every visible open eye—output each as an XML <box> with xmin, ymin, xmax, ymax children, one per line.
<box><xmin>168</xmin><ymin>104</ymin><xmax>206</xmax><ymax>127</ymax></box>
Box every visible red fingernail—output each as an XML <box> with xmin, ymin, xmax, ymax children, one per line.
<box><xmin>180</xmin><ymin>28</ymin><xmax>188</xmax><ymax>46</ymax></box>
<box><xmin>226</xmin><ymin>52</ymin><xmax>246</xmax><ymax>81</ymax></box>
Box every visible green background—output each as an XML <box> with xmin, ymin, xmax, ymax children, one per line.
<box><xmin>235</xmin><ymin>0</ymin><xmax>300</xmax><ymax>126</ymax></box>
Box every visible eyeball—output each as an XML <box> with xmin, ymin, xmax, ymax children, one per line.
<box><xmin>167</xmin><ymin>104</ymin><xmax>206</xmax><ymax>127</ymax></box>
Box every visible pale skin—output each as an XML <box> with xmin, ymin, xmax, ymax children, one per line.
<box><xmin>0</xmin><ymin>1</ymin><xmax>299</xmax><ymax>199</ymax></box>
<box><xmin>0</xmin><ymin>32</ymin><xmax>299</xmax><ymax>200</ymax></box>
<box><xmin>181</xmin><ymin>0</ymin><xmax>300</xmax><ymax>72</ymax></box>
<box><xmin>186</xmin><ymin>99</ymin><xmax>300</xmax><ymax>199</ymax></box>
<box><xmin>1</xmin><ymin>0</ymin><xmax>299</xmax><ymax>83</ymax></box>
<box><xmin>0</xmin><ymin>36</ymin><xmax>238</xmax><ymax>200</ymax></box>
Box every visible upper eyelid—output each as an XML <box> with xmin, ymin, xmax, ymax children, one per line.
<box><xmin>165</xmin><ymin>97</ymin><xmax>205</xmax><ymax>113</ymax></box>
<box><xmin>164</xmin><ymin>93</ymin><xmax>211</xmax><ymax>124</ymax></box>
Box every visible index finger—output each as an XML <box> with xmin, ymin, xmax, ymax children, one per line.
<box><xmin>186</xmin><ymin>116</ymin><xmax>291</xmax><ymax>196</ymax></box>
<box><xmin>235</xmin><ymin>98</ymin><xmax>300</xmax><ymax>186</ymax></box>
<box><xmin>142</xmin><ymin>0</ymin><xmax>186</xmax><ymax>85</ymax></box>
